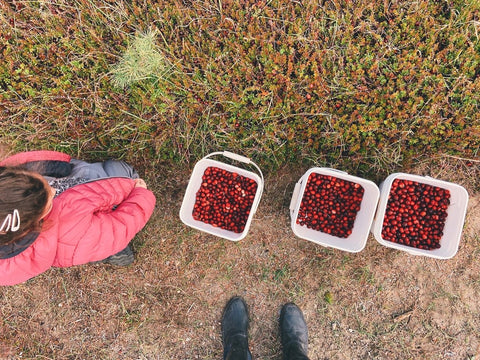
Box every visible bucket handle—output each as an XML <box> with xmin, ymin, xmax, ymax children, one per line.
<box><xmin>289</xmin><ymin>181</ymin><xmax>302</xmax><ymax>215</ymax></box>
<box><xmin>203</xmin><ymin>151</ymin><xmax>264</xmax><ymax>185</ymax></box>
<box><xmin>203</xmin><ymin>151</ymin><xmax>264</xmax><ymax>213</ymax></box>
<box><xmin>322</xmin><ymin>167</ymin><xmax>348</xmax><ymax>175</ymax></box>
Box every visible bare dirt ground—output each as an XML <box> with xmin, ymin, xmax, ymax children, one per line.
<box><xmin>0</xmin><ymin>160</ymin><xmax>479</xmax><ymax>360</ymax></box>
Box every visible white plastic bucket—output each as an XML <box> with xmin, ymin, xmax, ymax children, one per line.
<box><xmin>179</xmin><ymin>151</ymin><xmax>264</xmax><ymax>241</ymax></box>
<box><xmin>290</xmin><ymin>167</ymin><xmax>380</xmax><ymax>253</ymax></box>
<box><xmin>371</xmin><ymin>173</ymin><xmax>469</xmax><ymax>259</ymax></box>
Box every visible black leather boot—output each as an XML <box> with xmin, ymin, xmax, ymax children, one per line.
<box><xmin>280</xmin><ymin>303</ymin><xmax>309</xmax><ymax>360</ymax></box>
<box><xmin>221</xmin><ymin>297</ymin><xmax>252</xmax><ymax>360</ymax></box>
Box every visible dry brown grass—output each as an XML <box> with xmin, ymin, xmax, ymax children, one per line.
<box><xmin>1</xmin><ymin>159</ymin><xmax>479</xmax><ymax>360</ymax></box>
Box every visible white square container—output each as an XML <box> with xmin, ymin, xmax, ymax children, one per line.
<box><xmin>179</xmin><ymin>151</ymin><xmax>264</xmax><ymax>241</ymax></box>
<box><xmin>290</xmin><ymin>168</ymin><xmax>380</xmax><ymax>252</ymax></box>
<box><xmin>371</xmin><ymin>173</ymin><xmax>469</xmax><ymax>259</ymax></box>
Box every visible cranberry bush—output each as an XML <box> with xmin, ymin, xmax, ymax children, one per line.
<box><xmin>1</xmin><ymin>0</ymin><xmax>479</xmax><ymax>176</ymax></box>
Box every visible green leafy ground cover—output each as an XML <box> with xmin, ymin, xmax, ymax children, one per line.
<box><xmin>1</xmin><ymin>0</ymin><xmax>479</xmax><ymax>178</ymax></box>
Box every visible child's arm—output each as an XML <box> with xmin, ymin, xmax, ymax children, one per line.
<box><xmin>0</xmin><ymin>235</ymin><xmax>58</xmax><ymax>286</ymax></box>
<box><xmin>52</xmin><ymin>177</ymin><xmax>156</xmax><ymax>266</ymax></box>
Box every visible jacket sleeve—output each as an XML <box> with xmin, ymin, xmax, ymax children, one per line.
<box><xmin>0</xmin><ymin>234</ymin><xmax>58</xmax><ymax>286</ymax></box>
<box><xmin>53</xmin><ymin>178</ymin><xmax>156</xmax><ymax>266</ymax></box>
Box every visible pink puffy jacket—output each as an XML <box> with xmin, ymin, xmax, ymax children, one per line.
<box><xmin>0</xmin><ymin>151</ymin><xmax>156</xmax><ymax>285</ymax></box>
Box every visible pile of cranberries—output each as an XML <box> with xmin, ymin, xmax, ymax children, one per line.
<box><xmin>296</xmin><ymin>173</ymin><xmax>365</xmax><ymax>238</ymax></box>
<box><xmin>192</xmin><ymin>166</ymin><xmax>258</xmax><ymax>233</ymax></box>
<box><xmin>381</xmin><ymin>179</ymin><xmax>450</xmax><ymax>250</ymax></box>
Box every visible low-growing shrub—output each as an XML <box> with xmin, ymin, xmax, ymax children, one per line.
<box><xmin>1</xmin><ymin>0</ymin><xmax>478</xmax><ymax>178</ymax></box>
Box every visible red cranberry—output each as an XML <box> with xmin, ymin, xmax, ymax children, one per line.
<box><xmin>296</xmin><ymin>173</ymin><xmax>365</xmax><ymax>238</ymax></box>
<box><xmin>381</xmin><ymin>179</ymin><xmax>450</xmax><ymax>250</ymax></box>
<box><xmin>192</xmin><ymin>167</ymin><xmax>258</xmax><ymax>233</ymax></box>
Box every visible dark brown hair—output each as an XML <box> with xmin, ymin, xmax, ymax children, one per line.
<box><xmin>0</xmin><ymin>167</ymin><xmax>49</xmax><ymax>245</ymax></box>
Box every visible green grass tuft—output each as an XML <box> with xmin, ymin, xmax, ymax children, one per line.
<box><xmin>110</xmin><ymin>30</ymin><xmax>171</xmax><ymax>89</ymax></box>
